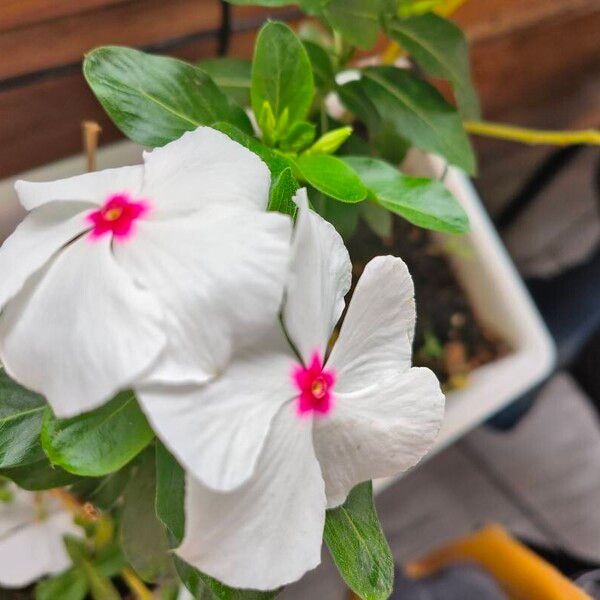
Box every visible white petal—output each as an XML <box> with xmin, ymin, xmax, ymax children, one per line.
<box><xmin>0</xmin><ymin>510</ymin><xmax>78</xmax><ymax>588</ymax></box>
<box><xmin>283</xmin><ymin>189</ymin><xmax>351</xmax><ymax>363</ymax></box>
<box><xmin>0</xmin><ymin>237</ymin><xmax>166</xmax><ymax>417</ymax></box>
<box><xmin>137</xmin><ymin>327</ymin><xmax>295</xmax><ymax>491</ymax></box>
<box><xmin>314</xmin><ymin>367</ymin><xmax>445</xmax><ymax>508</ymax></box>
<box><xmin>142</xmin><ymin>127</ymin><xmax>270</xmax><ymax>216</ymax></box>
<box><xmin>15</xmin><ymin>165</ymin><xmax>143</xmax><ymax>211</ymax></box>
<box><xmin>0</xmin><ymin>202</ymin><xmax>92</xmax><ymax>311</ymax></box>
<box><xmin>116</xmin><ymin>208</ymin><xmax>291</xmax><ymax>384</ymax></box>
<box><xmin>177</xmin><ymin>404</ymin><xmax>325</xmax><ymax>591</ymax></box>
<box><xmin>327</xmin><ymin>255</ymin><xmax>416</xmax><ymax>388</ymax></box>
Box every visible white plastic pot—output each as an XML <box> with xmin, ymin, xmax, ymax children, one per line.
<box><xmin>374</xmin><ymin>150</ymin><xmax>556</xmax><ymax>494</ymax></box>
<box><xmin>0</xmin><ymin>140</ymin><xmax>556</xmax><ymax>494</ymax></box>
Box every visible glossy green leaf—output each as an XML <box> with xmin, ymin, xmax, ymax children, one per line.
<box><xmin>310</xmin><ymin>188</ymin><xmax>361</xmax><ymax>239</ymax></box>
<box><xmin>323</xmin><ymin>0</ymin><xmax>387</xmax><ymax>48</ymax></box>
<box><xmin>324</xmin><ymin>482</ymin><xmax>394</xmax><ymax>600</ymax></box>
<box><xmin>64</xmin><ymin>536</ymin><xmax>121</xmax><ymax>600</ymax></box>
<box><xmin>343</xmin><ymin>156</ymin><xmax>468</xmax><ymax>232</ymax></box>
<box><xmin>41</xmin><ymin>392</ymin><xmax>154</xmax><ymax>477</ymax></box>
<box><xmin>279</xmin><ymin>121</ymin><xmax>316</xmax><ymax>153</ymax></box>
<box><xmin>360</xmin><ymin>201</ymin><xmax>393</xmax><ymax>239</ymax></box>
<box><xmin>69</xmin><ymin>463</ymin><xmax>134</xmax><ymax>511</ymax></box>
<box><xmin>296</xmin><ymin>154</ymin><xmax>367</xmax><ymax>202</ymax></box>
<box><xmin>303</xmin><ymin>40</ymin><xmax>336</xmax><ymax>92</ymax></box>
<box><xmin>121</xmin><ymin>447</ymin><xmax>174</xmax><ymax>583</ymax></box>
<box><xmin>251</xmin><ymin>22</ymin><xmax>314</xmax><ymax>129</ymax></box>
<box><xmin>340</xmin><ymin>67</ymin><xmax>476</xmax><ymax>174</ymax></box>
<box><xmin>0</xmin><ymin>456</ymin><xmax>82</xmax><ymax>490</ymax></box>
<box><xmin>84</xmin><ymin>46</ymin><xmax>252</xmax><ymax>146</ymax></box>
<box><xmin>155</xmin><ymin>442</ymin><xmax>185</xmax><ymax>547</ymax></box>
<box><xmin>35</xmin><ymin>568</ymin><xmax>88</xmax><ymax>600</ymax></box>
<box><xmin>0</xmin><ymin>368</ymin><xmax>45</xmax><ymax>468</ymax></box>
<box><xmin>213</xmin><ymin>122</ymin><xmax>293</xmax><ymax>179</ymax></box>
<box><xmin>268</xmin><ymin>167</ymin><xmax>299</xmax><ymax>219</ymax></box>
<box><xmin>225</xmin><ymin>0</ymin><xmax>321</xmax><ymax>13</ymax></box>
<box><xmin>198</xmin><ymin>58</ymin><xmax>252</xmax><ymax>106</ymax></box>
<box><xmin>175</xmin><ymin>557</ymin><xmax>279</xmax><ymax>600</ymax></box>
<box><xmin>389</xmin><ymin>14</ymin><xmax>480</xmax><ymax>118</ymax></box>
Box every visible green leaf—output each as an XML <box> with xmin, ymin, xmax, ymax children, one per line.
<box><xmin>340</xmin><ymin>67</ymin><xmax>476</xmax><ymax>174</ymax></box>
<box><xmin>1</xmin><ymin>456</ymin><xmax>82</xmax><ymax>490</ymax></box>
<box><xmin>69</xmin><ymin>463</ymin><xmax>134</xmax><ymax>511</ymax></box>
<box><xmin>268</xmin><ymin>167</ymin><xmax>299</xmax><ymax>219</ymax></box>
<box><xmin>303</xmin><ymin>40</ymin><xmax>336</xmax><ymax>92</ymax></box>
<box><xmin>175</xmin><ymin>557</ymin><xmax>279</xmax><ymax>600</ymax></box>
<box><xmin>41</xmin><ymin>392</ymin><xmax>154</xmax><ymax>477</ymax></box>
<box><xmin>312</xmin><ymin>190</ymin><xmax>361</xmax><ymax>239</ymax></box>
<box><xmin>212</xmin><ymin>122</ymin><xmax>293</xmax><ymax>179</ymax></box>
<box><xmin>121</xmin><ymin>447</ymin><xmax>174</xmax><ymax>583</ymax></box>
<box><xmin>323</xmin><ymin>0</ymin><xmax>387</xmax><ymax>49</ymax></box>
<box><xmin>279</xmin><ymin>121</ymin><xmax>316</xmax><ymax>153</ymax></box>
<box><xmin>198</xmin><ymin>58</ymin><xmax>252</xmax><ymax>106</ymax></box>
<box><xmin>155</xmin><ymin>442</ymin><xmax>185</xmax><ymax>547</ymax></box>
<box><xmin>360</xmin><ymin>201</ymin><xmax>393</xmax><ymax>239</ymax></box>
<box><xmin>296</xmin><ymin>154</ymin><xmax>367</xmax><ymax>202</ymax></box>
<box><xmin>64</xmin><ymin>536</ymin><xmax>121</xmax><ymax>600</ymax></box>
<box><xmin>343</xmin><ymin>156</ymin><xmax>468</xmax><ymax>232</ymax></box>
<box><xmin>35</xmin><ymin>568</ymin><xmax>88</xmax><ymax>600</ymax></box>
<box><xmin>0</xmin><ymin>368</ymin><xmax>45</xmax><ymax>468</ymax></box>
<box><xmin>225</xmin><ymin>0</ymin><xmax>321</xmax><ymax>13</ymax></box>
<box><xmin>306</xmin><ymin>126</ymin><xmax>353</xmax><ymax>155</ymax></box>
<box><xmin>388</xmin><ymin>13</ymin><xmax>480</xmax><ymax>118</ymax></box>
<box><xmin>251</xmin><ymin>22</ymin><xmax>314</xmax><ymax>130</ymax></box>
<box><xmin>83</xmin><ymin>46</ymin><xmax>252</xmax><ymax>146</ymax></box>
<box><xmin>324</xmin><ymin>482</ymin><xmax>394</xmax><ymax>600</ymax></box>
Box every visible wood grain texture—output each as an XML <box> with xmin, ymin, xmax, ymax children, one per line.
<box><xmin>0</xmin><ymin>0</ymin><xmax>128</xmax><ymax>33</ymax></box>
<box><xmin>0</xmin><ymin>0</ymin><xmax>598</xmax><ymax>177</ymax></box>
<box><xmin>0</xmin><ymin>0</ymin><xmax>222</xmax><ymax>80</ymax></box>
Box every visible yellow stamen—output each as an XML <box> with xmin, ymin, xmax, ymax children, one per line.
<box><xmin>311</xmin><ymin>379</ymin><xmax>326</xmax><ymax>399</ymax></box>
<box><xmin>103</xmin><ymin>208</ymin><xmax>123</xmax><ymax>221</ymax></box>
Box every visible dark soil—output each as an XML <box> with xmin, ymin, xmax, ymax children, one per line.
<box><xmin>348</xmin><ymin>217</ymin><xmax>510</xmax><ymax>390</ymax></box>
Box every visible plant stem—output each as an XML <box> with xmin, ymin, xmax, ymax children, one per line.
<box><xmin>82</xmin><ymin>121</ymin><xmax>102</xmax><ymax>172</ymax></box>
<box><xmin>121</xmin><ymin>567</ymin><xmax>154</xmax><ymax>600</ymax></box>
<box><xmin>464</xmin><ymin>120</ymin><xmax>600</xmax><ymax>146</ymax></box>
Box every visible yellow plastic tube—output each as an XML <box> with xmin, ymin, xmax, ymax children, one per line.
<box><xmin>406</xmin><ymin>524</ymin><xmax>591</xmax><ymax>600</ymax></box>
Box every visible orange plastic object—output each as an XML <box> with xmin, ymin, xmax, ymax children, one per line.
<box><xmin>406</xmin><ymin>524</ymin><xmax>591</xmax><ymax>600</ymax></box>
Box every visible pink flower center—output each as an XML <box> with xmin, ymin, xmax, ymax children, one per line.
<box><xmin>86</xmin><ymin>193</ymin><xmax>150</xmax><ymax>242</ymax></box>
<box><xmin>292</xmin><ymin>352</ymin><xmax>335</xmax><ymax>417</ymax></box>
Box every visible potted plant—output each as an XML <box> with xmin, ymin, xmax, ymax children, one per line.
<box><xmin>1</xmin><ymin>0</ymin><xmax>586</xmax><ymax>598</ymax></box>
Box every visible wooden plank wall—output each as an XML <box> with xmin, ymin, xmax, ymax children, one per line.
<box><xmin>0</xmin><ymin>0</ymin><xmax>598</xmax><ymax>177</ymax></box>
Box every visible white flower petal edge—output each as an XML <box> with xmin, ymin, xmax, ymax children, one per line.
<box><xmin>327</xmin><ymin>255</ymin><xmax>416</xmax><ymax>387</ymax></box>
<box><xmin>141</xmin><ymin>127</ymin><xmax>271</xmax><ymax>216</ymax></box>
<box><xmin>314</xmin><ymin>367</ymin><xmax>444</xmax><ymax>508</ymax></box>
<box><xmin>177</xmin><ymin>404</ymin><xmax>326</xmax><ymax>591</ymax></box>
<box><xmin>0</xmin><ymin>236</ymin><xmax>167</xmax><ymax>417</ymax></box>
<box><xmin>0</xmin><ymin>202</ymin><xmax>94</xmax><ymax>310</ymax></box>
<box><xmin>316</xmin><ymin>256</ymin><xmax>445</xmax><ymax>508</ymax></box>
<box><xmin>15</xmin><ymin>165</ymin><xmax>143</xmax><ymax>211</ymax></box>
<box><xmin>283</xmin><ymin>189</ymin><xmax>351</xmax><ymax>363</ymax></box>
<box><xmin>118</xmin><ymin>208</ymin><xmax>292</xmax><ymax>384</ymax></box>
<box><xmin>0</xmin><ymin>490</ymin><xmax>80</xmax><ymax>588</ymax></box>
<box><xmin>1</xmin><ymin>126</ymin><xmax>291</xmax><ymax>416</ymax></box>
<box><xmin>137</xmin><ymin>327</ymin><xmax>295</xmax><ymax>491</ymax></box>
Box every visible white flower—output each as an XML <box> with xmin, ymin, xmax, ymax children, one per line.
<box><xmin>0</xmin><ymin>488</ymin><xmax>79</xmax><ymax>587</ymax></box>
<box><xmin>0</xmin><ymin>127</ymin><xmax>291</xmax><ymax>417</ymax></box>
<box><xmin>138</xmin><ymin>189</ymin><xmax>445</xmax><ymax>590</ymax></box>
